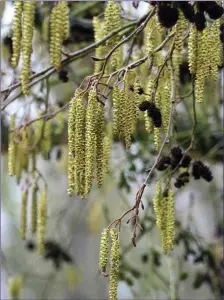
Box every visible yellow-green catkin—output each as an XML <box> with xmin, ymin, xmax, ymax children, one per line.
<box><xmin>119</xmin><ymin>89</ymin><xmax>126</xmax><ymax>139</ymax></box>
<box><xmin>50</xmin><ymin>1</ymin><xmax>69</xmax><ymax>71</ymax></box>
<box><xmin>40</xmin><ymin>120</ymin><xmax>52</xmax><ymax>157</ymax></box>
<box><xmin>195</xmin><ymin>29</ymin><xmax>210</xmax><ymax>103</ymax></box>
<box><xmin>34</xmin><ymin>115</ymin><xmax>44</xmax><ymax>146</ymax></box>
<box><xmin>31</xmin><ymin>183</ymin><xmax>38</xmax><ymax>234</ymax></box>
<box><xmin>20</xmin><ymin>189</ymin><xmax>28</xmax><ymax>240</ymax></box>
<box><xmin>8</xmin><ymin>275</ymin><xmax>23</xmax><ymax>300</ymax></box>
<box><xmin>153</xmin><ymin>181</ymin><xmax>162</xmax><ymax>228</ymax></box>
<box><xmin>99</xmin><ymin>228</ymin><xmax>109</xmax><ymax>272</ymax></box>
<box><xmin>61</xmin><ymin>1</ymin><xmax>69</xmax><ymax>41</ymax></box>
<box><xmin>153</xmin><ymin>17</ymin><xmax>164</xmax><ymax>67</ymax></box>
<box><xmin>109</xmin><ymin>228</ymin><xmax>120</xmax><ymax>300</ymax></box>
<box><xmin>124</xmin><ymin>86</ymin><xmax>133</xmax><ymax>149</ymax></box>
<box><xmin>21</xmin><ymin>1</ymin><xmax>36</xmax><ymax>95</ymax></box>
<box><xmin>174</xmin><ymin>10</ymin><xmax>185</xmax><ymax>52</ymax></box>
<box><xmin>11</xmin><ymin>1</ymin><xmax>23</xmax><ymax>68</ymax></box>
<box><xmin>166</xmin><ymin>190</ymin><xmax>175</xmax><ymax>250</ymax></box>
<box><xmin>188</xmin><ymin>25</ymin><xmax>197</xmax><ymax>74</ymax></box>
<box><xmin>20</xmin><ymin>128</ymin><xmax>29</xmax><ymax>172</ymax></box>
<box><xmin>161</xmin><ymin>70</ymin><xmax>171</xmax><ymax>134</ymax></box>
<box><xmin>112</xmin><ymin>87</ymin><xmax>121</xmax><ymax>137</ymax></box>
<box><xmin>103</xmin><ymin>124</ymin><xmax>112</xmax><ymax>175</ymax></box>
<box><xmin>37</xmin><ymin>187</ymin><xmax>47</xmax><ymax>254</ymax></box>
<box><xmin>210</xmin><ymin>20</ymin><xmax>223</xmax><ymax>80</ymax></box>
<box><xmin>96</xmin><ymin>103</ymin><xmax>105</xmax><ymax>188</ymax></box>
<box><xmin>160</xmin><ymin>195</ymin><xmax>168</xmax><ymax>254</ymax></box>
<box><xmin>93</xmin><ymin>17</ymin><xmax>104</xmax><ymax>74</ymax></box>
<box><xmin>75</xmin><ymin>93</ymin><xmax>86</xmax><ymax>196</ymax></box>
<box><xmin>67</xmin><ymin>93</ymin><xmax>77</xmax><ymax>196</ymax></box>
<box><xmin>8</xmin><ymin>114</ymin><xmax>16</xmax><ymax>176</ymax></box>
<box><xmin>104</xmin><ymin>1</ymin><xmax>121</xmax><ymax>70</ymax></box>
<box><xmin>50</xmin><ymin>6</ymin><xmax>57</xmax><ymax>66</ymax></box>
<box><xmin>154</xmin><ymin>94</ymin><xmax>161</xmax><ymax>151</ymax></box>
<box><xmin>144</xmin><ymin>17</ymin><xmax>155</xmax><ymax>66</ymax></box>
<box><xmin>53</xmin><ymin>3</ymin><xmax>63</xmax><ymax>71</ymax></box>
<box><xmin>144</xmin><ymin>77</ymin><xmax>154</xmax><ymax>133</ymax></box>
<box><xmin>55</xmin><ymin>111</ymin><xmax>64</xmax><ymax>135</ymax></box>
<box><xmin>85</xmin><ymin>89</ymin><xmax>97</xmax><ymax>197</ymax></box>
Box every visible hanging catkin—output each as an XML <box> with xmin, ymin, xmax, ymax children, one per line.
<box><xmin>85</xmin><ymin>89</ymin><xmax>97</xmax><ymax>197</ymax></box>
<box><xmin>109</xmin><ymin>228</ymin><xmax>120</xmax><ymax>300</ymax></box>
<box><xmin>188</xmin><ymin>25</ymin><xmax>197</xmax><ymax>74</ymax></box>
<box><xmin>154</xmin><ymin>94</ymin><xmax>161</xmax><ymax>151</ymax></box>
<box><xmin>40</xmin><ymin>120</ymin><xmax>52</xmax><ymax>158</ymax></box>
<box><xmin>153</xmin><ymin>181</ymin><xmax>162</xmax><ymax>228</ymax></box>
<box><xmin>37</xmin><ymin>187</ymin><xmax>47</xmax><ymax>254</ymax></box>
<box><xmin>67</xmin><ymin>91</ymin><xmax>77</xmax><ymax>196</ymax></box>
<box><xmin>50</xmin><ymin>1</ymin><xmax>69</xmax><ymax>71</ymax></box>
<box><xmin>166</xmin><ymin>190</ymin><xmax>175</xmax><ymax>250</ymax></box>
<box><xmin>11</xmin><ymin>1</ymin><xmax>23</xmax><ymax>68</ymax></box>
<box><xmin>96</xmin><ymin>102</ymin><xmax>105</xmax><ymax>188</ymax></box>
<box><xmin>8</xmin><ymin>114</ymin><xmax>16</xmax><ymax>176</ymax></box>
<box><xmin>210</xmin><ymin>20</ymin><xmax>223</xmax><ymax>80</ymax></box>
<box><xmin>104</xmin><ymin>1</ymin><xmax>121</xmax><ymax>70</ymax></box>
<box><xmin>21</xmin><ymin>1</ymin><xmax>36</xmax><ymax>95</ymax></box>
<box><xmin>99</xmin><ymin>228</ymin><xmax>109</xmax><ymax>273</ymax></box>
<box><xmin>8</xmin><ymin>275</ymin><xmax>23</xmax><ymax>300</ymax></box>
<box><xmin>103</xmin><ymin>124</ymin><xmax>112</xmax><ymax>175</ymax></box>
<box><xmin>31</xmin><ymin>183</ymin><xmax>38</xmax><ymax>233</ymax></box>
<box><xmin>112</xmin><ymin>87</ymin><xmax>121</xmax><ymax>137</ymax></box>
<box><xmin>20</xmin><ymin>189</ymin><xmax>28</xmax><ymax>240</ymax></box>
<box><xmin>195</xmin><ymin>29</ymin><xmax>210</xmax><ymax>103</ymax></box>
<box><xmin>93</xmin><ymin>17</ymin><xmax>104</xmax><ymax>74</ymax></box>
<box><xmin>74</xmin><ymin>93</ymin><xmax>86</xmax><ymax>196</ymax></box>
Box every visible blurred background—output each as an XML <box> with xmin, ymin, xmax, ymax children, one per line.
<box><xmin>1</xmin><ymin>1</ymin><xmax>223</xmax><ymax>299</ymax></box>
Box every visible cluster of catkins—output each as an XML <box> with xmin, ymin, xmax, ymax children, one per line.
<box><xmin>99</xmin><ymin>228</ymin><xmax>120</xmax><ymax>300</ymax></box>
<box><xmin>156</xmin><ymin>146</ymin><xmax>213</xmax><ymax>189</ymax></box>
<box><xmin>67</xmin><ymin>88</ymin><xmax>112</xmax><ymax>199</ymax></box>
<box><xmin>26</xmin><ymin>239</ymin><xmax>73</xmax><ymax>270</ymax></box>
<box><xmin>11</xmin><ymin>1</ymin><xmax>69</xmax><ymax>94</ymax></box>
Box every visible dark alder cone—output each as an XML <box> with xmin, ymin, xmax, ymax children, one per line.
<box><xmin>192</xmin><ymin>160</ymin><xmax>204</xmax><ymax>179</ymax></box>
<box><xmin>26</xmin><ymin>240</ymin><xmax>36</xmax><ymax>251</ymax></box>
<box><xmin>146</xmin><ymin>103</ymin><xmax>157</xmax><ymax>117</ymax></box>
<box><xmin>205</xmin><ymin>3</ymin><xmax>224</xmax><ymax>20</ymax></box>
<box><xmin>178</xmin><ymin>2</ymin><xmax>195</xmax><ymax>23</ymax></box>
<box><xmin>171</xmin><ymin>146</ymin><xmax>183</xmax><ymax>159</ymax></box>
<box><xmin>56</xmin><ymin>149</ymin><xmax>62</xmax><ymax>161</ymax></box>
<box><xmin>138</xmin><ymin>101</ymin><xmax>151</xmax><ymax>111</ymax></box>
<box><xmin>180</xmin><ymin>154</ymin><xmax>192</xmax><ymax>168</ymax></box>
<box><xmin>156</xmin><ymin>155</ymin><xmax>171</xmax><ymax>171</ymax></box>
<box><xmin>141</xmin><ymin>254</ymin><xmax>148</xmax><ymax>263</ymax></box>
<box><xmin>174</xmin><ymin>178</ymin><xmax>185</xmax><ymax>188</ymax></box>
<box><xmin>151</xmin><ymin>108</ymin><xmax>162</xmax><ymax>128</ymax></box>
<box><xmin>179</xmin><ymin>171</ymin><xmax>190</xmax><ymax>179</ymax></box>
<box><xmin>194</xmin><ymin>12</ymin><xmax>206</xmax><ymax>31</ymax></box>
<box><xmin>180</xmin><ymin>62</ymin><xmax>192</xmax><ymax>84</ymax></box>
<box><xmin>201</xmin><ymin>165</ymin><xmax>213</xmax><ymax>182</ymax></box>
<box><xmin>44</xmin><ymin>240</ymin><xmax>73</xmax><ymax>270</ymax></box>
<box><xmin>196</xmin><ymin>2</ymin><xmax>207</xmax><ymax>13</ymax></box>
<box><xmin>58</xmin><ymin>68</ymin><xmax>69</xmax><ymax>83</ymax></box>
<box><xmin>157</xmin><ymin>4</ymin><xmax>179</xmax><ymax>28</ymax></box>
